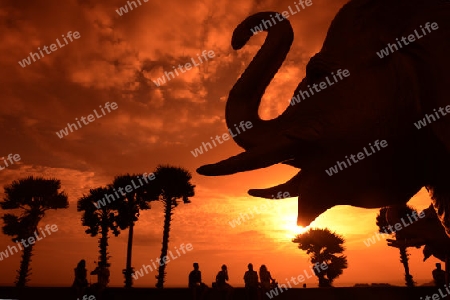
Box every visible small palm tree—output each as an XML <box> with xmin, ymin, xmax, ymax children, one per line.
<box><xmin>292</xmin><ymin>228</ymin><xmax>348</xmax><ymax>287</ymax></box>
<box><xmin>376</xmin><ymin>205</ymin><xmax>416</xmax><ymax>287</ymax></box>
<box><xmin>152</xmin><ymin>165</ymin><xmax>195</xmax><ymax>288</ymax></box>
<box><xmin>0</xmin><ymin>176</ymin><xmax>68</xmax><ymax>287</ymax></box>
<box><xmin>77</xmin><ymin>187</ymin><xmax>121</xmax><ymax>269</ymax></box>
<box><xmin>113</xmin><ymin>173</ymin><xmax>158</xmax><ymax>288</ymax></box>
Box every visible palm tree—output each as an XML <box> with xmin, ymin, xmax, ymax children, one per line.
<box><xmin>112</xmin><ymin>173</ymin><xmax>159</xmax><ymax>288</ymax></box>
<box><xmin>376</xmin><ymin>205</ymin><xmax>416</xmax><ymax>287</ymax></box>
<box><xmin>77</xmin><ymin>187</ymin><xmax>121</xmax><ymax>269</ymax></box>
<box><xmin>152</xmin><ymin>165</ymin><xmax>195</xmax><ymax>288</ymax></box>
<box><xmin>0</xmin><ymin>176</ymin><xmax>68</xmax><ymax>287</ymax></box>
<box><xmin>292</xmin><ymin>228</ymin><xmax>348</xmax><ymax>287</ymax></box>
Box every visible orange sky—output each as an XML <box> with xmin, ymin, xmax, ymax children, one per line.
<box><xmin>0</xmin><ymin>0</ymin><xmax>441</xmax><ymax>288</ymax></box>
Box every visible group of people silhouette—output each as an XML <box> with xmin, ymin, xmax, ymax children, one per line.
<box><xmin>72</xmin><ymin>259</ymin><xmax>110</xmax><ymax>300</ymax></box>
<box><xmin>189</xmin><ymin>262</ymin><xmax>278</xmax><ymax>300</ymax></box>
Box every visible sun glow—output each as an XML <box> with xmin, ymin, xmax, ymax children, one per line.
<box><xmin>281</xmin><ymin>219</ymin><xmax>311</xmax><ymax>240</ymax></box>
<box><xmin>289</xmin><ymin>224</ymin><xmax>310</xmax><ymax>237</ymax></box>
<box><xmin>264</xmin><ymin>198</ymin><xmax>313</xmax><ymax>240</ymax></box>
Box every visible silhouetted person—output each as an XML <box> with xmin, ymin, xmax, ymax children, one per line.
<box><xmin>216</xmin><ymin>264</ymin><xmax>233</xmax><ymax>300</ymax></box>
<box><xmin>90</xmin><ymin>263</ymin><xmax>110</xmax><ymax>300</ymax></box>
<box><xmin>433</xmin><ymin>263</ymin><xmax>446</xmax><ymax>286</ymax></box>
<box><xmin>189</xmin><ymin>262</ymin><xmax>208</xmax><ymax>300</ymax></box>
<box><xmin>303</xmin><ymin>283</ymin><xmax>306</xmax><ymax>288</ymax></box>
<box><xmin>259</xmin><ymin>264</ymin><xmax>275</xmax><ymax>297</ymax></box>
<box><xmin>244</xmin><ymin>263</ymin><xmax>259</xmax><ymax>300</ymax></box>
<box><xmin>72</xmin><ymin>259</ymin><xmax>88</xmax><ymax>299</ymax></box>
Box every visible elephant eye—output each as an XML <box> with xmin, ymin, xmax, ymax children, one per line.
<box><xmin>306</xmin><ymin>55</ymin><xmax>332</xmax><ymax>83</ymax></box>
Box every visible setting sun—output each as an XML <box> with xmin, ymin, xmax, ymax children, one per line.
<box><xmin>287</xmin><ymin>224</ymin><xmax>310</xmax><ymax>238</ymax></box>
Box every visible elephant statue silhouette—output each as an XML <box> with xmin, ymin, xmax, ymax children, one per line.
<box><xmin>198</xmin><ymin>0</ymin><xmax>450</xmax><ymax>236</ymax></box>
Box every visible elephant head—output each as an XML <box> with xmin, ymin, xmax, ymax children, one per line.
<box><xmin>197</xmin><ymin>1</ymin><xmax>450</xmax><ymax>229</ymax></box>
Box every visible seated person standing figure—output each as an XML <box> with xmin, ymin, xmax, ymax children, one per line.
<box><xmin>189</xmin><ymin>262</ymin><xmax>208</xmax><ymax>300</ymax></box>
<box><xmin>259</xmin><ymin>264</ymin><xmax>275</xmax><ymax>295</ymax></box>
<box><xmin>216</xmin><ymin>264</ymin><xmax>233</xmax><ymax>300</ymax></box>
<box><xmin>433</xmin><ymin>262</ymin><xmax>446</xmax><ymax>287</ymax></box>
<box><xmin>244</xmin><ymin>263</ymin><xmax>259</xmax><ymax>300</ymax></box>
<box><xmin>72</xmin><ymin>259</ymin><xmax>88</xmax><ymax>299</ymax></box>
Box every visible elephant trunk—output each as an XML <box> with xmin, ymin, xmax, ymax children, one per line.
<box><xmin>226</xmin><ymin>12</ymin><xmax>294</xmax><ymax>150</ymax></box>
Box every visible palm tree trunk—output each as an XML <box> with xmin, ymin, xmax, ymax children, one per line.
<box><xmin>156</xmin><ymin>197</ymin><xmax>172</xmax><ymax>289</ymax></box>
<box><xmin>16</xmin><ymin>214</ymin><xmax>41</xmax><ymax>288</ymax></box>
<box><xmin>124</xmin><ymin>222</ymin><xmax>134</xmax><ymax>288</ymax></box>
<box><xmin>317</xmin><ymin>272</ymin><xmax>331</xmax><ymax>287</ymax></box>
<box><xmin>16</xmin><ymin>242</ymin><xmax>34</xmax><ymax>287</ymax></box>
<box><xmin>99</xmin><ymin>214</ymin><xmax>109</xmax><ymax>267</ymax></box>
<box><xmin>399</xmin><ymin>246</ymin><xmax>415</xmax><ymax>287</ymax></box>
